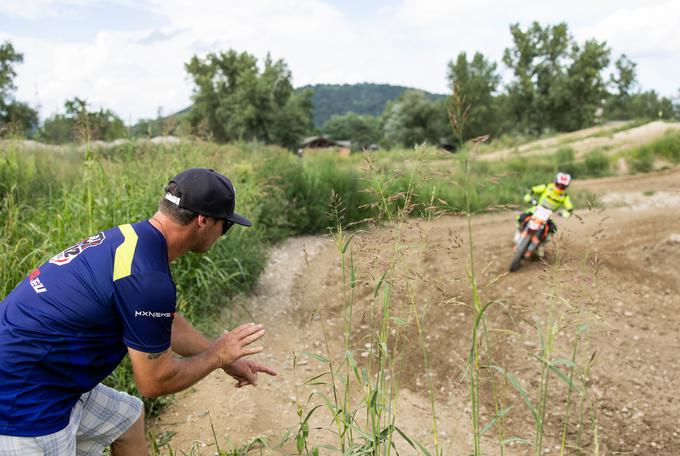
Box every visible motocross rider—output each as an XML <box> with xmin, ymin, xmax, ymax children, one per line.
<box><xmin>516</xmin><ymin>172</ymin><xmax>574</xmax><ymax>256</ymax></box>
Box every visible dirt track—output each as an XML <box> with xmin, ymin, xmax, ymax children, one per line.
<box><xmin>480</xmin><ymin>121</ymin><xmax>680</xmax><ymax>161</ymax></box>
<box><xmin>152</xmin><ymin>167</ymin><xmax>680</xmax><ymax>455</ymax></box>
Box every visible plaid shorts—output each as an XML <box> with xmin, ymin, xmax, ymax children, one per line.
<box><xmin>0</xmin><ymin>383</ymin><xmax>143</xmax><ymax>456</ymax></box>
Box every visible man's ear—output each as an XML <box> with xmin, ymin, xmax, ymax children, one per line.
<box><xmin>196</xmin><ymin>214</ymin><xmax>210</xmax><ymax>230</ymax></box>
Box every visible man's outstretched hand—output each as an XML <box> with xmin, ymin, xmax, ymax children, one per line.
<box><xmin>223</xmin><ymin>359</ymin><xmax>277</xmax><ymax>388</ymax></box>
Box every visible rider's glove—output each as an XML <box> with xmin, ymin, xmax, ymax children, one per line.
<box><xmin>523</xmin><ymin>194</ymin><xmax>532</xmax><ymax>203</ymax></box>
<box><xmin>561</xmin><ymin>209</ymin><xmax>572</xmax><ymax>218</ymax></box>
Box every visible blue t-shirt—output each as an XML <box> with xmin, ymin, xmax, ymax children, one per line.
<box><xmin>0</xmin><ymin>220</ymin><xmax>176</xmax><ymax>437</ymax></box>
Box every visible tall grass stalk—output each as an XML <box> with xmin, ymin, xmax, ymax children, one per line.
<box><xmin>532</xmin><ymin>238</ymin><xmax>564</xmax><ymax>453</ymax></box>
<box><xmin>339</xmin><ymin>226</ymin><xmax>356</xmax><ymax>449</ymax></box>
<box><xmin>297</xmin><ymin>145</ymin><xmax>438</xmax><ymax>455</ymax></box>
<box><xmin>559</xmin><ymin>325</ymin><xmax>585</xmax><ymax>455</ymax></box>
<box><xmin>462</xmin><ymin>145</ymin><xmax>483</xmax><ymax>455</ymax></box>
<box><xmin>408</xmin><ymin>285</ymin><xmax>439</xmax><ymax>454</ymax></box>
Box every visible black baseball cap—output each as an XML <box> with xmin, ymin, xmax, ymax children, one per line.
<box><xmin>165</xmin><ymin>168</ymin><xmax>252</xmax><ymax>227</ymax></box>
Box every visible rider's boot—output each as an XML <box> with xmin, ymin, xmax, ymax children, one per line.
<box><xmin>537</xmin><ymin>233</ymin><xmax>552</xmax><ymax>258</ymax></box>
<box><xmin>536</xmin><ymin>244</ymin><xmax>545</xmax><ymax>258</ymax></box>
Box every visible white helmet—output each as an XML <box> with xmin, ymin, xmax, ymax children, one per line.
<box><xmin>555</xmin><ymin>172</ymin><xmax>572</xmax><ymax>190</ymax></box>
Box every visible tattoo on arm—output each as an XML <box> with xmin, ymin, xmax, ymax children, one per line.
<box><xmin>147</xmin><ymin>350</ymin><xmax>167</xmax><ymax>360</ymax></box>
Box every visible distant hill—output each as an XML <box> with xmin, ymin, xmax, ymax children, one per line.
<box><xmin>135</xmin><ymin>83</ymin><xmax>447</xmax><ymax>133</ymax></box>
<box><xmin>300</xmin><ymin>83</ymin><xmax>447</xmax><ymax>127</ymax></box>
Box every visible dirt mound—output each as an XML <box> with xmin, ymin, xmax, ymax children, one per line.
<box><xmin>651</xmin><ymin>233</ymin><xmax>680</xmax><ymax>267</ymax></box>
<box><xmin>152</xmin><ymin>168</ymin><xmax>680</xmax><ymax>455</ymax></box>
<box><xmin>480</xmin><ymin>121</ymin><xmax>680</xmax><ymax>161</ymax></box>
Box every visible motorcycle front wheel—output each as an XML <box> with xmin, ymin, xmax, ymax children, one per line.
<box><xmin>510</xmin><ymin>234</ymin><xmax>532</xmax><ymax>272</ymax></box>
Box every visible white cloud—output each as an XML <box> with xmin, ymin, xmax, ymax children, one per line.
<box><xmin>0</xmin><ymin>0</ymin><xmax>89</xmax><ymax>19</ymax></box>
<box><xmin>579</xmin><ymin>1</ymin><xmax>680</xmax><ymax>57</ymax></box>
<box><xmin>574</xmin><ymin>0</ymin><xmax>680</xmax><ymax>92</ymax></box>
<box><xmin>13</xmin><ymin>0</ymin><xmax>357</xmax><ymax>120</ymax></box>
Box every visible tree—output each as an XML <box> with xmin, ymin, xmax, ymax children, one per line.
<box><xmin>503</xmin><ymin>21</ymin><xmax>611</xmax><ymax>133</ymax></box>
<box><xmin>185</xmin><ymin>50</ymin><xmax>313</xmax><ymax>148</ymax></box>
<box><xmin>611</xmin><ymin>54</ymin><xmax>638</xmax><ymax>98</ymax></box>
<box><xmin>3</xmin><ymin>101</ymin><xmax>38</xmax><ymax>137</ymax></box>
<box><xmin>604</xmin><ymin>54</ymin><xmax>639</xmax><ymax>119</ymax></box>
<box><xmin>561</xmin><ymin>39</ymin><xmax>610</xmax><ymax>130</ymax></box>
<box><xmin>269</xmin><ymin>89</ymin><xmax>314</xmax><ymax>149</ymax></box>
<box><xmin>322</xmin><ymin>112</ymin><xmax>382</xmax><ymax>150</ymax></box>
<box><xmin>446</xmin><ymin>51</ymin><xmax>500</xmax><ymax>139</ymax></box>
<box><xmin>39</xmin><ymin>113</ymin><xmax>73</xmax><ymax>144</ymax></box>
<box><xmin>381</xmin><ymin>90</ymin><xmax>448</xmax><ymax>148</ymax></box>
<box><xmin>0</xmin><ymin>41</ymin><xmax>22</xmax><ymax>110</ymax></box>
<box><xmin>39</xmin><ymin>98</ymin><xmax>126</xmax><ymax>144</ymax></box>
<box><xmin>628</xmin><ymin>91</ymin><xmax>676</xmax><ymax>120</ymax></box>
<box><xmin>503</xmin><ymin>22</ymin><xmax>571</xmax><ymax>133</ymax></box>
<box><xmin>0</xmin><ymin>41</ymin><xmax>39</xmax><ymax>137</ymax></box>
<box><xmin>602</xmin><ymin>54</ymin><xmax>676</xmax><ymax>121</ymax></box>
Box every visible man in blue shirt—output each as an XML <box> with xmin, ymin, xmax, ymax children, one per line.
<box><xmin>0</xmin><ymin>168</ymin><xmax>276</xmax><ymax>455</ymax></box>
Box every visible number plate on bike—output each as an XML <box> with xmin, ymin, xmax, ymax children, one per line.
<box><xmin>532</xmin><ymin>206</ymin><xmax>552</xmax><ymax>223</ymax></box>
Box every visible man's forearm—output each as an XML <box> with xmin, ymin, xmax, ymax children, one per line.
<box><xmin>130</xmin><ymin>344</ymin><xmax>220</xmax><ymax>397</ymax></box>
<box><xmin>130</xmin><ymin>322</ymin><xmax>266</xmax><ymax>396</ymax></box>
<box><xmin>171</xmin><ymin>313</ymin><xmax>212</xmax><ymax>357</ymax></box>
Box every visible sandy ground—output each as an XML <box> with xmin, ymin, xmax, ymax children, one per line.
<box><xmin>480</xmin><ymin>121</ymin><xmax>680</xmax><ymax>161</ymax></box>
<box><xmin>150</xmin><ymin>166</ymin><xmax>680</xmax><ymax>455</ymax></box>
<box><xmin>1</xmin><ymin>136</ymin><xmax>182</xmax><ymax>152</ymax></box>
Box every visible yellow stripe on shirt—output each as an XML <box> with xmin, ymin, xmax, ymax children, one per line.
<box><xmin>113</xmin><ymin>224</ymin><xmax>138</xmax><ymax>281</ymax></box>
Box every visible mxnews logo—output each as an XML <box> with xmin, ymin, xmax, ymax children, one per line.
<box><xmin>134</xmin><ymin>310</ymin><xmax>173</xmax><ymax>318</ymax></box>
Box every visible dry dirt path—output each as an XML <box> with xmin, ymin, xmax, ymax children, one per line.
<box><xmin>152</xmin><ymin>167</ymin><xmax>680</xmax><ymax>455</ymax></box>
<box><xmin>150</xmin><ymin>235</ymin><xmax>330</xmax><ymax>453</ymax></box>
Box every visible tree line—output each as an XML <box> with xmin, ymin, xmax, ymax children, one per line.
<box><xmin>304</xmin><ymin>83</ymin><xmax>444</xmax><ymax>126</ymax></box>
<box><xmin>1</xmin><ymin>21</ymin><xmax>678</xmax><ymax>148</ymax></box>
<box><xmin>324</xmin><ymin>22</ymin><xmax>679</xmax><ymax>150</ymax></box>
<box><xmin>0</xmin><ymin>42</ymin><xmax>127</xmax><ymax>142</ymax></box>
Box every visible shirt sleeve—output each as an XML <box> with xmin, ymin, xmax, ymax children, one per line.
<box><xmin>531</xmin><ymin>184</ymin><xmax>547</xmax><ymax>195</ymax></box>
<box><xmin>112</xmin><ymin>271</ymin><xmax>176</xmax><ymax>353</ymax></box>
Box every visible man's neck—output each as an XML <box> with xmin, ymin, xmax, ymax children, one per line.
<box><xmin>149</xmin><ymin>212</ymin><xmax>193</xmax><ymax>262</ymax></box>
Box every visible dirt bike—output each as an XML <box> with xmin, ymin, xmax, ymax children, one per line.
<box><xmin>509</xmin><ymin>204</ymin><xmax>553</xmax><ymax>272</ymax></box>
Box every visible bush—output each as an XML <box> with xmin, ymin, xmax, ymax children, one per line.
<box><xmin>651</xmin><ymin>131</ymin><xmax>680</xmax><ymax>163</ymax></box>
<box><xmin>624</xmin><ymin>131</ymin><xmax>680</xmax><ymax>173</ymax></box>
<box><xmin>253</xmin><ymin>153</ymin><xmax>374</xmax><ymax>238</ymax></box>
<box><xmin>583</xmin><ymin>150</ymin><xmax>610</xmax><ymax>177</ymax></box>
<box><xmin>629</xmin><ymin>148</ymin><xmax>654</xmax><ymax>173</ymax></box>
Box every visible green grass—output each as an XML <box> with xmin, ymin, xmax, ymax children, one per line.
<box><xmin>626</xmin><ymin>130</ymin><xmax>680</xmax><ymax>172</ymax></box>
<box><xmin>0</xmin><ymin>140</ymin><xmax>377</xmax><ymax>416</ymax></box>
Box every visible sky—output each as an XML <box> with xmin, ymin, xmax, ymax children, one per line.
<box><xmin>1</xmin><ymin>0</ymin><xmax>679</xmax><ymax>123</ymax></box>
